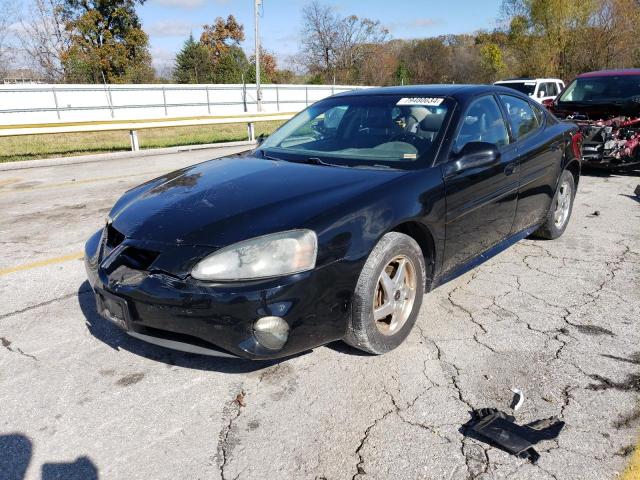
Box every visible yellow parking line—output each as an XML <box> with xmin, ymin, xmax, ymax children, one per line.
<box><xmin>0</xmin><ymin>252</ymin><xmax>83</xmax><ymax>277</ymax></box>
<box><xmin>0</xmin><ymin>170</ymin><xmax>164</xmax><ymax>196</ymax></box>
<box><xmin>622</xmin><ymin>440</ymin><xmax>640</xmax><ymax>480</ymax></box>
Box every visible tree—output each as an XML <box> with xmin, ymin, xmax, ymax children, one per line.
<box><xmin>211</xmin><ymin>45</ymin><xmax>251</xmax><ymax>83</ymax></box>
<box><xmin>300</xmin><ymin>1</ymin><xmax>389</xmax><ymax>83</ymax></box>
<box><xmin>501</xmin><ymin>0</ymin><xmax>596</xmax><ymax>78</ymax></box>
<box><xmin>20</xmin><ymin>0</ymin><xmax>69</xmax><ymax>82</ymax></box>
<box><xmin>200</xmin><ymin>15</ymin><xmax>245</xmax><ymax>60</ymax></box>
<box><xmin>0</xmin><ymin>0</ymin><xmax>18</xmax><ymax>79</ymax></box>
<box><xmin>60</xmin><ymin>0</ymin><xmax>155</xmax><ymax>83</ymax></box>
<box><xmin>173</xmin><ymin>34</ymin><xmax>213</xmax><ymax>83</ymax></box>
<box><xmin>249</xmin><ymin>47</ymin><xmax>277</xmax><ymax>83</ymax></box>
<box><xmin>479</xmin><ymin>43</ymin><xmax>506</xmax><ymax>82</ymax></box>
<box><xmin>398</xmin><ymin>38</ymin><xmax>452</xmax><ymax>84</ymax></box>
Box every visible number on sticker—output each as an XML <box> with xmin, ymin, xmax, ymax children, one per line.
<box><xmin>397</xmin><ymin>97</ymin><xmax>444</xmax><ymax>106</ymax></box>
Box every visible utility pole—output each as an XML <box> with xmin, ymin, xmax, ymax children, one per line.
<box><xmin>254</xmin><ymin>0</ymin><xmax>262</xmax><ymax>112</ymax></box>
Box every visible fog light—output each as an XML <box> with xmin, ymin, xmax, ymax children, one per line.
<box><xmin>253</xmin><ymin>316</ymin><xmax>290</xmax><ymax>350</ymax></box>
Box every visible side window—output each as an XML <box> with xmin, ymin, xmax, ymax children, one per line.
<box><xmin>323</xmin><ymin>105</ymin><xmax>348</xmax><ymax>129</ymax></box>
<box><xmin>546</xmin><ymin>82</ymin><xmax>558</xmax><ymax>96</ymax></box>
<box><xmin>499</xmin><ymin>95</ymin><xmax>539</xmax><ymax>140</ymax></box>
<box><xmin>531</xmin><ymin>101</ymin><xmax>545</xmax><ymax>125</ymax></box>
<box><xmin>303</xmin><ymin>105</ymin><xmax>348</xmax><ymax>141</ymax></box>
<box><xmin>453</xmin><ymin>96</ymin><xmax>509</xmax><ymax>152</ymax></box>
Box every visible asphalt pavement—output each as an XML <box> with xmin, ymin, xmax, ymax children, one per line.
<box><xmin>0</xmin><ymin>149</ymin><xmax>638</xmax><ymax>480</ymax></box>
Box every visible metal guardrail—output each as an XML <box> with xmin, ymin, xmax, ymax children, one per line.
<box><xmin>0</xmin><ymin>83</ymin><xmax>363</xmax><ymax>122</ymax></box>
<box><xmin>0</xmin><ymin>83</ymin><xmax>365</xmax><ymax>151</ymax></box>
<box><xmin>0</xmin><ymin>112</ymin><xmax>297</xmax><ymax>151</ymax></box>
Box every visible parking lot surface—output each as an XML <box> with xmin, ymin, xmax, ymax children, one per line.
<box><xmin>0</xmin><ymin>149</ymin><xmax>638</xmax><ymax>480</ymax></box>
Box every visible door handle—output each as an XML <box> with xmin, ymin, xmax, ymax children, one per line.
<box><xmin>504</xmin><ymin>163</ymin><xmax>517</xmax><ymax>176</ymax></box>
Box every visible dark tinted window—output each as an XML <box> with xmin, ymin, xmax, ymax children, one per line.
<box><xmin>499</xmin><ymin>95</ymin><xmax>539</xmax><ymax>140</ymax></box>
<box><xmin>558</xmin><ymin>75</ymin><xmax>640</xmax><ymax>102</ymax></box>
<box><xmin>543</xmin><ymin>82</ymin><xmax>558</xmax><ymax>96</ymax></box>
<box><xmin>260</xmin><ymin>95</ymin><xmax>452</xmax><ymax>169</ymax></box>
<box><xmin>454</xmin><ymin>95</ymin><xmax>509</xmax><ymax>152</ymax></box>
<box><xmin>532</xmin><ymin>101</ymin><xmax>545</xmax><ymax>125</ymax></box>
<box><xmin>495</xmin><ymin>81</ymin><xmax>536</xmax><ymax>96</ymax></box>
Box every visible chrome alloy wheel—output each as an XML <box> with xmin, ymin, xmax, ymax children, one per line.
<box><xmin>373</xmin><ymin>255</ymin><xmax>417</xmax><ymax>336</ymax></box>
<box><xmin>553</xmin><ymin>179</ymin><xmax>572</xmax><ymax>228</ymax></box>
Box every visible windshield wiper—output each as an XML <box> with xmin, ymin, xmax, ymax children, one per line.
<box><xmin>350</xmin><ymin>163</ymin><xmax>395</xmax><ymax>170</ymax></box>
<box><xmin>260</xmin><ymin>150</ymin><xmax>282</xmax><ymax>161</ymax></box>
<box><xmin>298</xmin><ymin>157</ymin><xmax>339</xmax><ymax>167</ymax></box>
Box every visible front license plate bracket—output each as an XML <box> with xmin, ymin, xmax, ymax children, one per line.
<box><xmin>96</xmin><ymin>290</ymin><xmax>132</xmax><ymax>331</ymax></box>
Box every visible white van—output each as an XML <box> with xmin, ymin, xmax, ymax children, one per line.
<box><xmin>494</xmin><ymin>78</ymin><xmax>565</xmax><ymax>104</ymax></box>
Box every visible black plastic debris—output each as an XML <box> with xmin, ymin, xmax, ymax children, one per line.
<box><xmin>463</xmin><ymin>408</ymin><xmax>565</xmax><ymax>464</ymax></box>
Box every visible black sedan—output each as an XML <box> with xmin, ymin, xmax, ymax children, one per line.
<box><xmin>85</xmin><ymin>85</ymin><xmax>580</xmax><ymax>360</ymax></box>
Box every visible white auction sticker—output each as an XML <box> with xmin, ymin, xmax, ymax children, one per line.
<box><xmin>397</xmin><ymin>97</ymin><xmax>444</xmax><ymax>106</ymax></box>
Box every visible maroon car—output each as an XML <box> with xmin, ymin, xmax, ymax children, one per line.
<box><xmin>544</xmin><ymin>69</ymin><xmax>640</xmax><ymax>170</ymax></box>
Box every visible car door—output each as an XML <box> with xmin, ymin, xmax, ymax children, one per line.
<box><xmin>498</xmin><ymin>94</ymin><xmax>563</xmax><ymax>233</ymax></box>
<box><xmin>441</xmin><ymin>94</ymin><xmax>519</xmax><ymax>274</ymax></box>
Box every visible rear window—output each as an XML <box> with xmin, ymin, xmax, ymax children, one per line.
<box><xmin>559</xmin><ymin>75</ymin><xmax>640</xmax><ymax>102</ymax></box>
<box><xmin>260</xmin><ymin>95</ymin><xmax>454</xmax><ymax>169</ymax></box>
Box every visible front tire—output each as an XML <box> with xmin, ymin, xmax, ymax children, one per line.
<box><xmin>344</xmin><ymin>232</ymin><xmax>426</xmax><ymax>354</ymax></box>
<box><xmin>533</xmin><ymin>169</ymin><xmax>576</xmax><ymax>240</ymax></box>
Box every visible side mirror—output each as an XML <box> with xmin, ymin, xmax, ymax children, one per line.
<box><xmin>542</xmin><ymin>98</ymin><xmax>554</xmax><ymax>110</ymax></box>
<box><xmin>256</xmin><ymin>133</ymin><xmax>267</xmax><ymax>145</ymax></box>
<box><xmin>537</xmin><ymin>90</ymin><xmax>546</xmax><ymax>98</ymax></box>
<box><xmin>445</xmin><ymin>142</ymin><xmax>501</xmax><ymax>177</ymax></box>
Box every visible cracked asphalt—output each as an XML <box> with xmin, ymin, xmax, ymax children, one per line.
<box><xmin>0</xmin><ymin>151</ymin><xmax>639</xmax><ymax>480</ymax></box>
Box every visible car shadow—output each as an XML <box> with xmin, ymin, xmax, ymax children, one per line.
<box><xmin>619</xmin><ymin>193</ymin><xmax>640</xmax><ymax>204</ymax></box>
<box><xmin>0</xmin><ymin>433</ymin><xmax>98</xmax><ymax>480</ymax></box>
<box><xmin>581</xmin><ymin>166</ymin><xmax>640</xmax><ymax>178</ymax></box>
<box><xmin>324</xmin><ymin>340</ymin><xmax>374</xmax><ymax>357</ymax></box>
<box><xmin>78</xmin><ymin>281</ymin><xmax>300</xmax><ymax>373</ymax></box>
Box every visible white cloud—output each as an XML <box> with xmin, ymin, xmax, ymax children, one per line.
<box><xmin>150</xmin><ymin>0</ymin><xmax>230</xmax><ymax>7</ymax></box>
<box><xmin>388</xmin><ymin>18</ymin><xmax>441</xmax><ymax>33</ymax></box>
<box><xmin>147</xmin><ymin>20</ymin><xmax>199</xmax><ymax>38</ymax></box>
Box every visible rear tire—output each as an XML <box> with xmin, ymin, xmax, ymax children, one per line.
<box><xmin>533</xmin><ymin>169</ymin><xmax>575</xmax><ymax>240</ymax></box>
<box><xmin>344</xmin><ymin>232</ymin><xmax>426</xmax><ymax>355</ymax></box>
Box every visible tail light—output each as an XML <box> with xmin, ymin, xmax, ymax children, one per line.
<box><xmin>571</xmin><ymin>132</ymin><xmax>583</xmax><ymax>160</ymax></box>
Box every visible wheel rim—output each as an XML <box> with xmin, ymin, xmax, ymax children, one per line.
<box><xmin>373</xmin><ymin>255</ymin><xmax>417</xmax><ymax>336</ymax></box>
<box><xmin>553</xmin><ymin>179</ymin><xmax>572</xmax><ymax>228</ymax></box>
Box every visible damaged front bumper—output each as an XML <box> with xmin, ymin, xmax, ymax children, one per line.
<box><xmin>575</xmin><ymin>116</ymin><xmax>640</xmax><ymax>169</ymax></box>
<box><xmin>84</xmin><ymin>228</ymin><xmax>358</xmax><ymax>360</ymax></box>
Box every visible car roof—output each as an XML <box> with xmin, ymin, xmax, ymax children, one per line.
<box><xmin>577</xmin><ymin>68</ymin><xmax>640</xmax><ymax>78</ymax></box>
<box><xmin>332</xmin><ymin>84</ymin><xmax>525</xmax><ymax>101</ymax></box>
<box><xmin>494</xmin><ymin>78</ymin><xmax>563</xmax><ymax>83</ymax></box>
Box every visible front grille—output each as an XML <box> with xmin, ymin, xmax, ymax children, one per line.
<box><xmin>105</xmin><ymin>224</ymin><xmax>125</xmax><ymax>249</ymax></box>
<box><xmin>120</xmin><ymin>246</ymin><xmax>160</xmax><ymax>271</ymax></box>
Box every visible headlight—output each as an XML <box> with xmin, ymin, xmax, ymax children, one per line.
<box><xmin>191</xmin><ymin>229</ymin><xmax>318</xmax><ymax>281</ymax></box>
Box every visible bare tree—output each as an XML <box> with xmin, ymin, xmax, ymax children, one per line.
<box><xmin>300</xmin><ymin>1</ymin><xmax>389</xmax><ymax>83</ymax></box>
<box><xmin>19</xmin><ymin>0</ymin><xmax>69</xmax><ymax>82</ymax></box>
<box><xmin>301</xmin><ymin>1</ymin><xmax>340</xmax><ymax>73</ymax></box>
<box><xmin>0</xmin><ymin>0</ymin><xmax>19</xmax><ymax>79</ymax></box>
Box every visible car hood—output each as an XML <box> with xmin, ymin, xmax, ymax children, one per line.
<box><xmin>552</xmin><ymin>101</ymin><xmax>640</xmax><ymax>120</ymax></box>
<box><xmin>109</xmin><ymin>154</ymin><xmax>407</xmax><ymax>247</ymax></box>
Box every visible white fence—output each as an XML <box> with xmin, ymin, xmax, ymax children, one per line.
<box><xmin>0</xmin><ymin>83</ymin><xmax>364</xmax><ymax>126</ymax></box>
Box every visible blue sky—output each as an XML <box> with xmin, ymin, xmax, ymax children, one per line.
<box><xmin>140</xmin><ymin>0</ymin><xmax>504</xmax><ymax>72</ymax></box>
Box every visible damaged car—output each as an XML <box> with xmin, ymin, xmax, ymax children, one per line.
<box><xmin>85</xmin><ymin>85</ymin><xmax>580</xmax><ymax>360</ymax></box>
<box><xmin>544</xmin><ymin>69</ymin><xmax>640</xmax><ymax>170</ymax></box>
